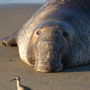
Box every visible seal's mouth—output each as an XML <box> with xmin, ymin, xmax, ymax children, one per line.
<box><xmin>34</xmin><ymin>41</ymin><xmax>63</xmax><ymax>72</ymax></box>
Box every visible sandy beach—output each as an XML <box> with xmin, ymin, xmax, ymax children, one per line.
<box><xmin>0</xmin><ymin>4</ymin><xmax>90</xmax><ymax>90</ymax></box>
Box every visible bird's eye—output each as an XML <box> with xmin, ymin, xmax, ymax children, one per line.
<box><xmin>63</xmin><ymin>32</ymin><xmax>69</xmax><ymax>38</ymax></box>
<box><xmin>37</xmin><ymin>31</ymin><xmax>41</xmax><ymax>35</ymax></box>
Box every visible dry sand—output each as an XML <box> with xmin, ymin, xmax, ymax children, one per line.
<box><xmin>0</xmin><ymin>4</ymin><xmax>90</xmax><ymax>90</ymax></box>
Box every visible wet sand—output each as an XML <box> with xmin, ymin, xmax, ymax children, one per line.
<box><xmin>0</xmin><ymin>4</ymin><xmax>90</xmax><ymax>90</ymax></box>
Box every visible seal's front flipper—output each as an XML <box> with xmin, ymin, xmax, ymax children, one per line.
<box><xmin>0</xmin><ymin>34</ymin><xmax>17</xmax><ymax>47</ymax></box>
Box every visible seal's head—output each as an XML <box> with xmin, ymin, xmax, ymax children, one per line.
<box><xmin>30</xmin><ymin>20</ymin><xmax>76</xmax><ymax>72</ymax></box>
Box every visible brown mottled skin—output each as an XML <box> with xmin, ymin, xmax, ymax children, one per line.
<box><xmin>1</xmin><ymin>0</ymin><xmax>90</xmax><ymax>72</ymax></box>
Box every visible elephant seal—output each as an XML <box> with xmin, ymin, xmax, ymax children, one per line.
<box><xmin>1</xmin><ymin>0</ymin><xmax>90</xmax><ymax>72</ymax></box>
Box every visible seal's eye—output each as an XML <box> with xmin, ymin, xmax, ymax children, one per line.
<box><xmin>63</xmin><ymin>32</ymin><xmax>69</xmax><ymax>38</ymax></box>
<box><xmin>37</xmin><ymin>31</ymin><xmax>41</xmax><ymax>35</ymax></box>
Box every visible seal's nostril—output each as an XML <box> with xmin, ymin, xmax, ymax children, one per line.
<box><xmin>51</xmin><ymin>67</ymin><xmax>60</xmax><ymax>72</ymax></box>
<box><xmin>51</xmin><ymin>66</ymin><xmax>62</xmax><ymax>72</ymax></box>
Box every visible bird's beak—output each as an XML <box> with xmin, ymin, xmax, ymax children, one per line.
<box><xmin>9</xmin><ymin>79</ymin><xmax>16</xmax><ymax>82</ymax></box>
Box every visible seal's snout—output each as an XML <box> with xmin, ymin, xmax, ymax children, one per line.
<box><xmin>34</xmin><ymin>41</ymin><xmax>63</xmax><ymax>72</ymax></box>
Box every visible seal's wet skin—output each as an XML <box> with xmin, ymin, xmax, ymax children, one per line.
<box><xmin>1</xmin><ymin>0</ymin><xmax>90</xmax><ymax>72</ymax></box>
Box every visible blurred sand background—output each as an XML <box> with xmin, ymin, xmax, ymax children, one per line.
<box><xmin>0</xmin><ymin>4</ymin><xmax>90</xmax><ymax>90</ymax></box>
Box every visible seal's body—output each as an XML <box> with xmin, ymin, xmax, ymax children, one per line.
<box><xmin>1</xmin><ymin>0</ymin><xmax>90</xmax><ymax>72</ymax></box>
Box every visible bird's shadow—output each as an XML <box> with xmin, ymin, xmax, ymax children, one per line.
<box><xmin>24</xmin><ymin>86</ymin><xmax>32</xmax><ymax>90</ymax></box>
